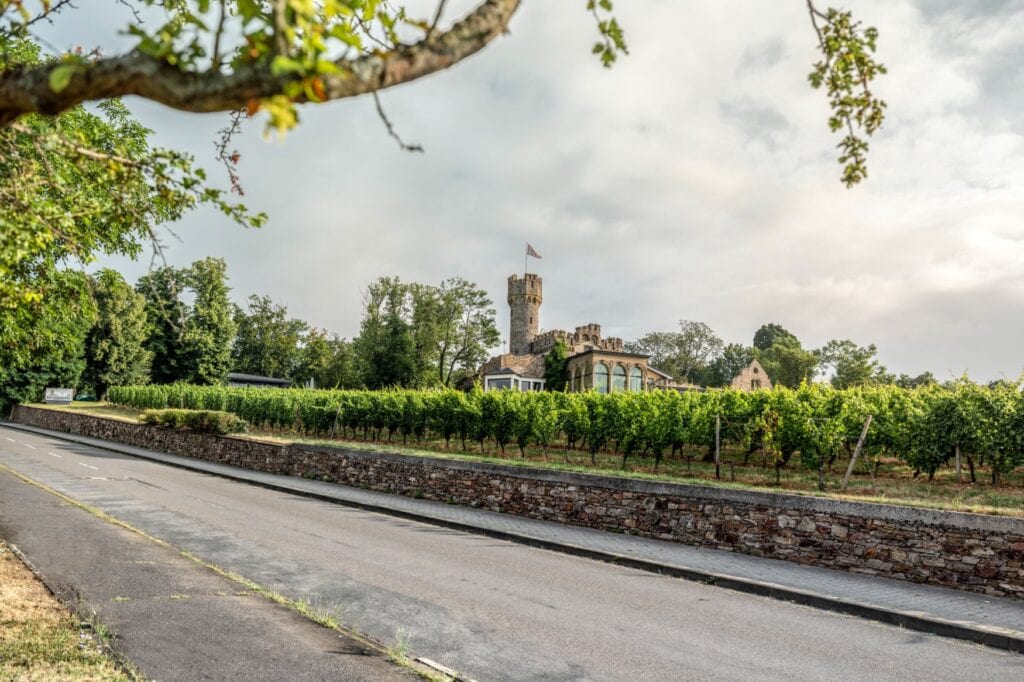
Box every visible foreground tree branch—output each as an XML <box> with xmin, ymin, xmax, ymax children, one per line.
<box><xmin>0</xmin><ymin>0</ymin><xmax>521</xmax><ymax>125</ymax></box>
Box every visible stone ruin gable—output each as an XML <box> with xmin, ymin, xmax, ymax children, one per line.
<box><xmin>731</xmin><ymin>359</ymin><xmax>772</xmax><ymax>391</ymax></box>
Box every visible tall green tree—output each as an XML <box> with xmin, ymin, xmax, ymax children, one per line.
<box><xmin>232</xmin><ymin>295</ymin><xmax>308</xmax><ymax>379</ymax></box>
<box><xmin>83</xmin><ymin>269</ymin><xmax>152</xmax><ymax>398</ymax></box>
<box><xmin>184</xmin><ymin>257</ymin><xmax>236</xmax><ymax>384</ymax></box>
<box><xmin>137</xmin><ymin>265</ymin><xmax>189</xmax><ymax>385</ymax></box>
<box><xmin>753</xmin><ymin>323</ymin><xmax>798</xmax><ymax>352</ymax></box>
<box><xmin>294</xmin><ymin>329</ymin><xmax>361</xmax><ymax>389</ymax></box>
<box><xmin>0</xmin><ymin>271</ymin><xmax>97</xmax><ymax>409</ymax></box>
<box><xmin>432</xmin><ymin>278</ymin><xmax>501</xmax><ymax>387</ymax></box>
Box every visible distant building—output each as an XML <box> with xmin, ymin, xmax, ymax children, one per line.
<box><xmin>477</xmin><ymin>272</ymin><xmax>768</xmax><ymax>393</ymax></box>
<box><xmin>478</xmin><ymin>274</ymin><xmax>662</xmax><ymax>393</ymax></box>
<box><xmin>730</xmin><ymin>359</ymin><xmax>771</xmax><ymax>391</ymax></box>
<box><xmin>226</xmin><ymin>373</ymin><xmax>293</xmax><ymax>389</ymax></box>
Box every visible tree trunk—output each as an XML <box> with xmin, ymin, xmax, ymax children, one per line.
<box><xmin>967</xmin><ymin>455</ymin><xmax>976</xmax><ymax>483</ymax></box>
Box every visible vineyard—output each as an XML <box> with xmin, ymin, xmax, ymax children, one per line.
<box><xmin>107</xmin><ymin>382</ymin><xmax>1024</xmax><ymax>493</ymax></box>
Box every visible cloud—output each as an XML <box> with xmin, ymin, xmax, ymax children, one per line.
<box><xmin>33</xmin><ymin>0</ymin><xmax>1024</xmax><ymax>381</ymax></box>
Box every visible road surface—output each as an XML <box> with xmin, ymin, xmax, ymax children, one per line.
<box><xmin>1</xmin><ymin>424</ymin><xmax>1022</xmax><ymax>681</ymax></box>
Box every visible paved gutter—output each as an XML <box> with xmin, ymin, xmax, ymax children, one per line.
<box><xmin>5</xmin><ymin>420</ymin><xmax>1023</xmax><ymax>654</ymax></box>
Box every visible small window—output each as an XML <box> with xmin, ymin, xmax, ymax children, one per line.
<box><xmin>753</xmin><ymin>367</ymin><xmax>759</xmax><ymax>374</ymax></box>
<box><xmin>488</xmin><ymin>378</ymin><xmax>512</xmax><ymax>390</ymax></box>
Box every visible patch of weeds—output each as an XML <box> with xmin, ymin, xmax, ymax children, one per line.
<box><xmin>387</xmin><ymin>627</ymin><xmax>410</xmax><ymax>663</ymax></box>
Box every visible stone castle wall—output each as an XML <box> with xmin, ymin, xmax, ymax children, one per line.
<box><xmin>12</xmin><ymin>404</ymin><xmax>1024</xmax><ymax>599</ymax></box>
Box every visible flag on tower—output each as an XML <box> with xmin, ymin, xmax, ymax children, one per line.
<box><xmin>526</xmin><ymin>243</ymin><xmax>542</xmax><ymax>259</ymax></box>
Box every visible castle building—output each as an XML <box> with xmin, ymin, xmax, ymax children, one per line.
<box><xmin>478</xmin><ymin>272</ymin><xmax>770</xmax><ymax>393</ymax></box>
<box><xmin>479</xmin><ymin>274</ymin><xmax>662</xmax><ymax>393</ymax></box>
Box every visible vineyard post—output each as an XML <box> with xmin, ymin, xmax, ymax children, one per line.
<box><xmin>715</xmin><ymin>414</ymin><xmax>721</xmax><ymax>480</ymax></box>
<box><xmin>955</xmin><ymin>445</ymin><xmax>962</xmax><ymax>483</ymax></box>
<box><xmin>840</xmin><ymin>414</ymin><xmax>873</xmax><ymax>492</ymax></box>
<box><xmin>330</xmin><ymin>401</ymin><xmax>343</xmax><ymax>439</ymax></box>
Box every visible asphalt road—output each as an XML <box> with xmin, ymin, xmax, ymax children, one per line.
<box><xmin>2</xmin><ymin>424</ymin><xmax>1023</xmax><ymax>681</ymax></box>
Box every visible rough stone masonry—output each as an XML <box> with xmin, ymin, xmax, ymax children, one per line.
<box><xmin>11</xmin><ymin>405</ymin><xmax>1024</xmax><ymax>598</ymax></box>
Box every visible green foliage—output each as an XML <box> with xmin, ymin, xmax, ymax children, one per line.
<box><xmin>806</xmin><ymin>4</ymin><xmax>887</xmax><ymax>186</ymax></box>
<box><xmin>83</xmin><ymin>269</ymin><xmax>152</xmax><ymax>398</ymax></box>
<box><xmin>354</xmin><ymin>275</ymin><xmax>498</xmax><ymax>389</ymax></box>
<box><xmin>543</xmin><ymin>340</ymin><xmax>570</xmax><ymax>392</ymax></box>
<box><xmin>141</xmin><ymin>408</ymin><xmax>247</xmax><ymax>435</ymax></box>
<box><xmin>232</xmin><ymin>294</ymin><xmax>308</xmax><ymax>379</ymax></box>
<box><xmin>754</xmin><ymin>335</ymin><xmax>819</xmax><ymax>389</ymax></box>
<box><xmin>704</xmin><ymin>343</ymin><xmax>755</xmax><ymax>388</ymax></box>
<box><xmin>626</xmin><ymin>321</ymin><xmax>723</xmax><ymax>384</ymax></box>
<box><xmin>138</xmin><ymin>257</ymin><xmax>236</xmax><ymax>385</ymax></box>
<box><xmin>817</xmin><ymin>339</ymin><xmax>887</xmax><ymax>389</ymax></box>
<box><xmin>0</xmin><ymin>270</ymin><xmax>98</xmax><ymax>409</ymax></box>
<box><xmin>0</xmin><ymin>39</ymin><xmax>263</xmax><ymax>309</ymax></box>
<box><xmin>109</xmin><ymin>379</ymin><xmax>1024</xmax><ymax>488</ymax></box>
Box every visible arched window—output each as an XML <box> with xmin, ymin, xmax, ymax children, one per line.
<box><xmin>612</xmin><ymin>365</ymin><xmax>626</xmax><ymax>392</ymax></box>
<box><xmin>572</xmin><ymin>367</ymin><xmax>582</xmax><ymax>392</ymax></box>
<box><xmin>594</xmin><ymin>362</ymin><xmax>609</xmax><ymax>394</ymax></box>
<box><xmin>629</xmin><ymin>367</ymin><xmax>643</xmax><ymax>392</ymax></box>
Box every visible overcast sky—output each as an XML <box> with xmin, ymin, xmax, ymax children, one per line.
<box><xmin>37</xmin><ymin>1</ymin><xmax>1024</xmax><ymax>381</ymax></box>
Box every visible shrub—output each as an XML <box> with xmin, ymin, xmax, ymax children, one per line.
<box><xmin>141</xmin><ymin>409</ymin><xmax>247</xmax><ymax>435</ymax></box>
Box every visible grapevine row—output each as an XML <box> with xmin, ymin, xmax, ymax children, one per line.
<box><xmin>107</xmin><ymin>382</ymin><xmax>1024</xmax><ymax>484</ymax></box>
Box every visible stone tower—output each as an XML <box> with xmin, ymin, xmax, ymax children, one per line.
<box><xmin>507</xmin><ymin>273</ymin><xmax>542</xmax><ymax>355</ymax></box>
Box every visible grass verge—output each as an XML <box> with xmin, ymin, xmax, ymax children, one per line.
<box><xmin>0</xmin><ymin>540</ymin><xmax>136</xmax><ymax>681</ymax></box>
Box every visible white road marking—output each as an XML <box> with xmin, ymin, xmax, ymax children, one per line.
<box><xmin>89</xmin><ymin>477</ymin><xmax>108</xmax><ymax>481</ymax></box>
<box><xmin>48</xmin><ymin>452</ymin><xmax>63</xmax><ymax>458</ymax></box>
<box><xmin>78</xmin><ymin>462</ymin><xmax>98</xmax><ymax>471</ymax></box>
<box><xmin>23</xmin><ymin>444</ymin><xmax>36</xmax><ymax>450</ymax></box>
<box><xmin>4</xmin><ymin>437</ymin><xmax>15</xmax><ymax>442</ymax></box>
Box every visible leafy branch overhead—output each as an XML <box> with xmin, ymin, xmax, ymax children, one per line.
<box><xmin>806</xmin><ymin>1</ymin><xmax>887</xmax><ymax>186</ymax></box>
<box><xmin>0</xmin><ymin>1</ymin><xmax>883</xmax><ymax>180</ymax></box>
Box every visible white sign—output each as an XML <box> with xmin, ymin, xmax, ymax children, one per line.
<box><xmin>44</xmin><ymin>387</ymin><xmax>74</xmax><ymax>405</ymax></box>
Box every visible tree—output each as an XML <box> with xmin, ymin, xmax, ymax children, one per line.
<box><xmin>432</xmin><ymin>278</ymin><xmax>500</xmax><ymax>387</ymax></box>
<box><xmin>543</xmin><ymin>339</ymin><xmax>569</xmax><ymax>392</ymax></box>
<box><xmin>0</xmin><ymin>38</ymin><xmax>262</xmax><ymax>312</ymax></box>
<box><xmin>895</xmin><ymin>371</ymin><xmax>936</xmax><ymax>389</ymax></box>
<box><xmin>755</xmin><ymin>335</ymin><xmax>818</xmax><ymax>389</ymax></box>
<box><xmin>138</xmin><ymin>258</ymin><xmax>236</xmax><ymax>385</ymax></box>
<box><xmin>83</xmin><ymin>269</ymin><xmax>152</xmax><ymax>398</ymax></box>
<box><xmin>0</xmin><ymin>3</ymin><xmax>886</xmax><ymax>187</ymax></box>
<box><xmin>295</xmin><ymin>329</ymin><xmax>361</xmax><ymax>389</ymax></box>
<box><xmin>817</xmin><ymin>338</ymin><xmax>887</xmax><ymax>389</ymax></box>
<box><xmin>137</xmin><ymin>265</ymin><xmax>189</xmax><ymax>385</ymax></box>
<box><xmin>184</xmin><ymin>257</ymin><xmax>237</xmax><ymax>384</ymax></box>
<box><xmin>753</xmin><ymin>323</ymin><xmax>797</xmax><ymax>352</ymax></box>
<box><xmin>704</xmin><ymin>343</ymin><xmax>755</xmax><ymax>388</ymax></box>
<box><xmin>627</xmin><ymin>320</ymin><xmax>722</xmax><ymax>383</ymax></box>
<box><xmin>232</xmin><ymin>294</ymin><xmax>308</xmax><ymax>379</ymax></box>
<box><xmin>0</xmin><ymin>270</ymin><xmax>97</xmax><ymax>409</ymax></box>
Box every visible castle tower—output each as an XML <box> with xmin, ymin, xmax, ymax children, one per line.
<box><xmin>507</xmin><ymin>274</ymin><xmax>542</xmax><ymax>355</ymax></box>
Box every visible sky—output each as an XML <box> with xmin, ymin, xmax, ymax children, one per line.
<box><xmin>35</xmin><ymin>0</ymin><xmax>1024</xmax><ymax>381</ymax></box>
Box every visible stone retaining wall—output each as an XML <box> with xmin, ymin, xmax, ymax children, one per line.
<box><xmin>12</xmin><ymin>405</ymin><xmax>1024</xmax><ymax>598</ymax></box>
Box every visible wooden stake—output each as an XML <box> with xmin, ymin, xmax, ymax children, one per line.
<box><xmin>841</xmin><ymin>414</ymin><xmax>873</xmax><ymax>491</ymax></box>
<box><xmin>715</xmin><ymin>414</ymin><xmax>721</xmax><ymax>480</ymax></box>
<box><xmin>955</xmin><ymin>445</ymin><xmax>962</xmax><ymax>484</ymax></box>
